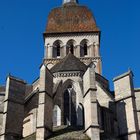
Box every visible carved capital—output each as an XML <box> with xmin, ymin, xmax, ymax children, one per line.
<box><xmin>93</xmin><ymin>42</ymin><xmax>99</xmax><ymax>47</ymax></box>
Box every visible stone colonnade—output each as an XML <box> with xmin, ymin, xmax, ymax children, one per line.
<box><xmin>45</xmin><ymin>41</ymin><xmax>100</xmax><ymax>59</ymax></box>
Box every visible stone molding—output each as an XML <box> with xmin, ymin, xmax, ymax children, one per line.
<box><xmin>53</xmin><ymin>71</ymin><xmax>83</xmax><ymax>78</ymax></box>
<box><xmin>83</xmin><ymin>124</ymin><xmax>100</xmax><ymax>133</ymax></box>
<box><xmin>118</xmin><ymin>130</ymin><xmax>139</xmax><ymax>138</ymax></box>
<box><xmin>115</xmin><ymin>95</ymin><xmax>135</xmax><ymax>102</ymax></box>
<box><xmin>38</xmin><ymin>90</ymin><xmax>53</xmax><ymax>99</ymax></box>
<box><xmin>44</xmin><ymin>32</ymin><xmax>99</xmax><ymax>38</ymax></box>
<box><xmin>83</xmin><ymin>88</ymin><xmax>97</xmax><ymax>98</ymax></box>
<box><xmin>4</xmin><ymin>99</ymin><xmax>24</xmax><ymax>105</ymax></box>
<box><xmin>0</xmin><ymin>132</ymin><xmax>22</xmax><ymax>138</ymax></box>
<box><xmin>44</xmin><ymin>56</ymin><xmax>101</xmax><ymax>65</ymax></box>
<box><xmin>24</xmin><ymin>89</ymin><xmax>39</xmax><ymax>103</ymax></box>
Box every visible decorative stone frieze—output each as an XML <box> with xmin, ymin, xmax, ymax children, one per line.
<box><xmin>53</xmin><ymin>71</ymin><xmax>83</xmax><ymax>78</ymax></box>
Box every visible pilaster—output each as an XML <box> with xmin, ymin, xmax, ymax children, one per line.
<box><xmin>94</xmin><ymin>42</ymin><xmax>100</xmax><ymax>57</ymax></box>
<box><xmin>89</xmin><ymin>44</ymin><xmax>95</xmax><ymax>57</ymax></box>
<box><xmin>83</xmin><ymin>67</ymin><xmax>100</xmax><ymax>140</ymax></box>
<box><xmin>47</xmin><ymin>45</ymin><xmax>53</xmax><ymax>58</ymax></box>
<box><xmin>75</xmin><ymin>45</ymin><xmax>80</xmax><ymax>57</ymax></box>
<box><xmin>36</xmin><ymin>64</ymin><xmax>53</xmax><ymax>140</ymax></box>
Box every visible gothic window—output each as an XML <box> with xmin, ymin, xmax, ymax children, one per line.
<box><xmin>64</xmin><ymin>90</ymin><xmax>70</xmax><ymax>125</ymax></box>
<box><xmin>64</xmin><ymin>85</ymin><xmax>76</xmax><ymax>126</ymax></box>
<box><xmin>77</xmin><ymin>103</ymin><xmax>85</xmax><ymax>128</ymax></box>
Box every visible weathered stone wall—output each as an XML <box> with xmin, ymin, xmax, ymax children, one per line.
<box><xmin>23</xmin><ymin>90</ymin><xmax>39</xmax><ymax>138</ymax></box>
<box><xmin>95</xmin><ymin>73</ymin><xmax>109</xmax><ymax>89</ymax></box>
<box><xmin>53</xmin><ymin>81</ymin><xmax>63</xmax><ymax>126</ymax></box>
<box><xmin>99</xmin><ymin>106</ymin><xmax>115</xmax><ymax>139</ymax></box>
<box><xmin>114</xmin><ymin>71</ymin><xmax>140</xmax><ymax>140</ymax></box>
<box><xmin>25</xmin><ymin>85</ymin><xmax>33</xmax><ymax>97</ymax></box>
<box><xmin>83</xmin><ymin>67</ymin><xmax>100</xmax><ymax>140</ymax></box>
<box><xmin>32</xmin><ymin>79</ymin><xmax>39</xmax><ymax>91</ymax></box>
<box><xmin>134</xmin><ymin>88</ymin><xmax>140</xmax><ymax>131</ymax></box>
<box><xmin>0</xmin><ymin>87</ymin><xmax>5</xmax><ymax>135</ymax></box>
<box><xmin>23</xmin><ymin>109</ymin><xmax>37</xmax><ymax>138</ymax></box>
<box><xmin>36</xmin><ymin>65</ymin><xmax>53</xmax><ymax>140</ymax></box>
<box><xmin>0</xmin><ymin>76</ymin><xmax>26</xmax><ymax>140</ymax></box>
<box><xmin>24</xmin><ymin>92</ymin><xmax>39</xmax><ymax>117</ymax></box>
<box><xmin>96</xmin><ymin>83</ymin><xmax>114</xmax><ymax>108</ymax></box>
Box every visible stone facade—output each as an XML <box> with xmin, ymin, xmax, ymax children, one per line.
<box><xmin>0</xmin><ymin>0</ymin><xmax>140</xmax><ymax>140</ymax></box>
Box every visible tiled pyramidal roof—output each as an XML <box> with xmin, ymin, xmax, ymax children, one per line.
<box><xmin>51</xmin><ymin>53</ymin><xmax>87</xmax><ymax>73</ymax></box>
<box><xmin>45</xmin><ymin>2</ymin><xmax>99</xmax><ymax>33</ymax></box>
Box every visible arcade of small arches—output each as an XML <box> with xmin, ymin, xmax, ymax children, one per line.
<box><xmin>46</xmin><ymin>39</ymin><xmax>100</xmax><ymax>59</ymax></box>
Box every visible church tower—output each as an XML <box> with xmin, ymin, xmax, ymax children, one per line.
<box><xmin>43</xmin><ymin>0</ymin><xmax>102</xmax><ymax>74</ymax></box>
<box><xmin>1</xmin><ymin>0</ymin><xmax>140</xmax><ymax>140</ymax></box>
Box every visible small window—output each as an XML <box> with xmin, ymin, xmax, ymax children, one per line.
<box><xmin>70</xmin><ymin>45</ymin><xmax>74</xmax><ymax>54</ymax></box>
<box><xmin>84</xmin><ymin>44</ymin><xmax>87</xmax><ymax>55</ymax></box>
<box><xmin>57</xmin><ymin>44</ymin><xmax>60</xmax><ymax>57</ymax></box>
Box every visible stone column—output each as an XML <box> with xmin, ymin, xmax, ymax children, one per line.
<box><xmin>75</xmin><ymin>45</ymin><xmax>80</xmax><ymax>57</ymax></box>
<box><xmin>94</xmin><ymin>43</ymin><xmax>100</xmax><ymax>57</ymax></box>
<box><xmin>36</xmin><ymin>64</ymin><xmax>53</xmax><ymax>140</ymax></box>
<box><xmin>83</xmin><ymin>67</ymin><xmax>100</xmax><ymax>140</ymax></box>
<box><xmin>0</xmin><ymin>76</ymin><xmax>26</xmax><ymax>140</ymax></box>
<box><xmin>89</xmin><ymin>44</ymin><xmax>94</xmax><ymax>57</ymax></box>
<box><xmin>44</xmin><ymin>45</ymin><xmax>47</xmax><ymax>59</ymax></box>
<box><xmin>60</xmin><ymin>45</ymin><xmax>65</xmax><ymax>58</ymax></box>
<box><xmin>62</xmin><ymin>45</ymin><xmax>67</xmax><ymax>57</ymax></box>
<box><xmin>47</xmin><ymin>45</ymin><xmax>53</xmax><ymax>58</ymax></box>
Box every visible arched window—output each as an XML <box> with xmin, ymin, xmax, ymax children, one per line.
<box><xmin>77</xmin><ymin>103</ymin><xmax>85</xmax><ymax>128</ymax></box>
<box><xmin>83</xmin><ymin>43</ymin><xmax>87</xmax><ymax>55</ymax></box>
<box><xmin>80</xmin><ymin>39</ymin><xmax>89</xmax><ymax>57</ymax></box>
<box><xmin>53</xmin><ymin>40</ymin><xmax>63</xmax><ymax>58</ymax></box>
<box><xmin>64</xmin><ymin>90</ymin><xmax>70</xmax><ymax>125</ymax></box>
<box><xmin>66</xmin><ymin>39</ymin><xmax>76</xmax><ymax>55</ymax></box>
<box><xmin>64</xmin><ymin>85</ymin><xmax>76</xmax><ymax>126</ymax></box>
<box><xmin>57</xmin><ymin>44</ymin><xmax>60</xmax><ymax>57</ymax></box>
<box><xmin>70</xmin><ymin>44</ymin><xmax>74</xmax><ymax>54</ymax></box>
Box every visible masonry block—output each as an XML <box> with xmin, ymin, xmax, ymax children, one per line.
<box><xmin>113</xmin><ymin>71</ymin><xmax>140</xmax><ymax>140</ymax></box>
<box><xmin>83</xmin><ymin>67</ymin><xmax>100</xmax><ymax>140</ymax></box>
<box><xmin>36</xmin><ymin>65</ymin><xmax>53</xmax><ymax>140</ymax></box>
<box><xmin>1</xmin><ymin>76</ymin><xmax>26</xmax><ymax>140</ymax></box>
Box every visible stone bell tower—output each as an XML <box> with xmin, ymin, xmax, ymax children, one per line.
<box><xmin>43</xmin><ymin>0</ymin><xmax>102</xmax><ymax>74</ymax></box>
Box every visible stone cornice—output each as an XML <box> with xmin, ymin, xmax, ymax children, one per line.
<box><xmin>44</xmin><ymin>57</ymin><xmax>101</xmax><ymax>62</ymax></box>
<box><xmin>43</xmin><ymin>31</ymin><xmax>100</xmax><ymax>38</ymax></box>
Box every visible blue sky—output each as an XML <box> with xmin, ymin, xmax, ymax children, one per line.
<box><xmin>0</xmin><ymin>0</ymin><xmax>140</xmax><ymax>89</ymax></box>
